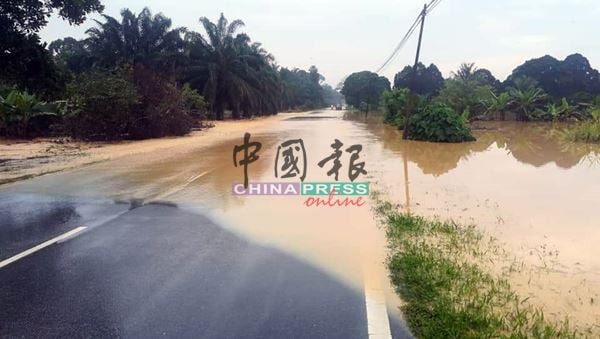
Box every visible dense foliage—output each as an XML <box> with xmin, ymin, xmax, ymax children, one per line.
<box><xmin>64</xmin><ymin>67</ymin><xmax>138</xmax><ymax>139</ymax></box>
<box><xmin>1</xmin><ymin>0</ymin><xmax>103</xmax><ymax>97</ymax></box>
<box><xmin>5</xmin><ymin>2</ymin><xmax>600</xmax><ymax>144</ymax></box>
<box><xmin>0</xmin><ymin>89</ymin><xmax>60</xmax><ymax>137</ymax></box>
<box><xmin>2</xmin><ymin>4</ymin><xmax>335</xmax><ymax>139</ymax></box>
<box><xmin>380</xmin><ymin>88</ymin><xmax>410</xmax><ymax>127</ymax></box>
<box><xmin>407</xmin><ymin>102</ymin><xmax>475</xmax><ymax>143</ymax></box>
<box><xmin>279</xmin><ymin>66</ymin><xmax>325</xmax><ymax>110</ymax></box>
<box><xmin>437</xmin><ymin>63</ymin><xmax>494</xmax><ymax>119</ymax></box>
<box><xmin>341</xmin><ymin>71</ymin><xmax>390</xmax><ymax>113</ymax></box>
<box><xmin>64</xmin><ymin>66</ymin><xmax>195</xmax><ymax>140</ymax></box>
<box><xmin>506</xmin><ymin>54</ymin><xmax>600</xmax><ymax>100</ymax></box>
<box><xmin>393</xmin><ymin>62</ymin><xmax>444</xmax><ymax>96</ymax></box>
<box><xmin>378</xmin><ymin>57</ymin><xmax>600</xmax><ymax>143</ymax></box>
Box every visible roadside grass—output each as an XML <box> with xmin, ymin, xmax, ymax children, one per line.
<box><xmin>374</xmin><ymin>199</ymin><xmax>586</xmax><ymax>338</ymax></box>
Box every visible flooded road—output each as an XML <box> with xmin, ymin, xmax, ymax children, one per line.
<box><xmin>3</xmin><ymin>110</ymin><xmax>600</xmax><ymax>332</ymax></box>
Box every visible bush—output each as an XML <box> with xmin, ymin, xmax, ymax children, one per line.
<box><xmin>407</xmin><ymin>102</ymin><xmax>475</xmax><ymax>143</ymax></box>
<box><xmin>128</xmin><ymin>66</ymin><xmax>193</xmax><ymax>139</ymax></box>
<box><xmin>65</xmin><ymin>67</ymin><xmax>138</xmax><ymax>140</ymax></box>
<box><xmin>380</xmin><ymin>88</ymin><xmax>409</xmax><ymax>127</ymax></box>
<box><xmin>0</xmin><ymin>89</ymin><xmax>60</xmax><ymax>138</ymax></box>
<box><xmin>181</xmin><ymin>83</ymin><xmax>208</xmax><ymax>120</ymax></box>
<box><xmin>65</xmin><ymin>66</ymin><xmax>195</xmax><ymax>140</ymax></box>
<box><xmin>437</xmin><ymin>78</ymin><xmax>493</xmax><ymax>119</ymax></box>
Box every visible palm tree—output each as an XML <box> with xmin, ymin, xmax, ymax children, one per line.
<box><xmin>453</xmin><ymin>62</ymin><xmax>477</xmax><ymax>81</ymax></box>
<box><xmin>186</xmin><ymin>13</ymin><xmax>281</xmax><ymax>119</ymax></box>
<box><xmin>184</xmin><ymin>13</ymin><xmax>248</xmax><ymax>119</ymax></box>
<box><xmin>86</xmin><ymin>8</ymin><xmax>185</xmax><ymax>72</ymax></box>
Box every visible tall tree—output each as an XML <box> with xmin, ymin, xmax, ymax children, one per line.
<box><xmin>0</xmin><ymin>0</ymin><xmax>103</xmax><ymax>95</ymax></box>
<box><xmin>438</xmin><ymin>63</ymin><xmax>493</xmax><ymax>118</ymax></box>
<box><xmin>505</xmin><ymin>54</ymin><xmax>600</xmax><ymax>100</ymax></box>
<box><xmin>279</xmin><ymin>67</ymin><xmax>325</xmax><ymax>110</ymax></box>
<box><xmin>185</xmin><ymin>13</ymin><xmax>281</xmax><ymax>119</ymax></box>
<box><xmin>85</xmin><ymin>8</ymin><xmax>185</xmax><ymax>72</ymax></box>
<box><xmin>341</xmin><ymin>71</ymin><xmax>390</xmax><ymax>113</ymax></box>
<box><xmin>393</xmin><ymin>62</ymin><xmax>444</xmax><ymax>96</ymax></box>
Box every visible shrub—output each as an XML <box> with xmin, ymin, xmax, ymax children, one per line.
<box><xmin>0</xmin><ymin>89</ymin><xmax>59</xmax><ymax>138</ymax></box>
<box><xmin>484</xmin><ymin>91</ymin><xmax>510</xmax><ymax>120</ymax></box>
<box><xmin>65</xmin><ymin>66</ymin><xmax>195</xmax><ymax>140</ymax></box>
<box><xmin>437</xmin><ymin>78</ymin><xmax>493</xmax><ymax>119</ymax></box>
<box><xmin>380</xmin><ymin>88</ymin><xmax>409</xmax><ymax>127</ymax></box>
<box><xmin>65</xmin><ymin>67</ymin><xmax>138</xmax><ymax>140</ymax></box>
<box><xmin>181</xmin><ymin>83</ymin><xmax>208</xmax><ymax>120</ymax></box>
<box><xmin>128</xmin><ymin>66</ymin><xmax>193</xmax><ymax>139</ymax></box>
<box><xmin>407</xmin><ymin>102</ymin><xmax>475</xmax><ymax>143</ymax></box>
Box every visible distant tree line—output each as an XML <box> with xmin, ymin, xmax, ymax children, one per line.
<box><xmin>1</xmin><ymin>2</ymin><xmax>333</xmax><ymax>139</ymax></box>
<box><xmin>341</xmin><ymin>54</ymin><xmax>600</xmax><ymax>143</ymax></box>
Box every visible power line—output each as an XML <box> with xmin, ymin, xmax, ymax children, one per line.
<box><xmin>375</xmin><ymin>11</ymin><xmax>423</xmax><ymax>74</ymax></box>
<box><xmin>375</xmin><ymin>0</ymin><xmax>444</xmax><ymax>75</ymax></box>
<box><xmin>427</xmin><ymin>0</ymin><xmax>444</xmax><ymax>14</ymax></box>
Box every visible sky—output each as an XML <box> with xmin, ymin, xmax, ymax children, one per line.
<box><xmin>39</xmin><ymin>0</ymin><xmax>600</xmax><ymax>87</ymax></box>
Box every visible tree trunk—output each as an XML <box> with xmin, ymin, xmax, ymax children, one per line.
<box><xmin>232</xmin><ymin>104</ymin><xmax>240</xmax><ymax>119</ymax></box>
<box><xmin>215</xmin><ymin>102</ymin><xmax>224</xmax><ymax>120</ymax></box>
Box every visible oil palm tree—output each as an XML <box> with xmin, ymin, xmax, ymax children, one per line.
<box><xmin>186</xmin><ymin>13</ymin><xmax>281</xmax><ymax>119</ymax></box>
<box><xmin>453</xmin><ymin>62</ymin><xmax>477</xmax><ymax>81</ymax></box>
<box><xmin>184</xmin><ymin>13</ymin><xmax>249</xmax><ymax>119</ymax></box>
<box><xmin>86</xmin><ymin>8</ymin><xmax>185</xmax><ymax>72</ymax></box>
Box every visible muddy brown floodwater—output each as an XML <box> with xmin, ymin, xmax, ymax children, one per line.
<box><xmin>6</xmin><ymin>110</ymin><xmax>600</xmax><ymax>330</ymax></box>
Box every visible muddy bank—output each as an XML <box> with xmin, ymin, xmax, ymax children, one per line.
<box><xmin>0</xmin><ymin>115</ymin><xmax>288</xmax><ymax>185</ymax></box>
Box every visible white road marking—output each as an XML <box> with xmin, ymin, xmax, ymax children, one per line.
<box><xmin>150</xmin><ymin>170</ymin><xmax>212</xmax><ymax>202</ymax></box>
<box><xmin>364</xmin><ymin>282</ymin><xmax>393</xmax><ymax>339</ymax></box>
<box><xmin>0</xmin><ymin>226</ymin><xmax>87</xmax><ymax>269</ymax></box>
<box><xmin>361</xmin><ymin>220</ymin><xmax>393</xmax><ymax>339</ymax></box>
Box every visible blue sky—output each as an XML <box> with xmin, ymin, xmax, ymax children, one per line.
<box><xmin>40</xmin><ymin>0</ymin><xmax>600</xmax><ymax>87</ymax></box>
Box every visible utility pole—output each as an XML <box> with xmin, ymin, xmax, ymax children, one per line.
<box><xmin>402</xmin><ymin>3</ymin><xmax>427</xmax><ymax>139</ymax></box>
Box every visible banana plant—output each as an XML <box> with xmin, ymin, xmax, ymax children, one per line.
<box><xmin>545</xmin><ymin>98</ymin><xmax>574</xmax><ymax>122</ymax></box>
<box><xmin>0</xmin><ymin>90</ymin><xmax>58</xmax><ymax>137</ymax></box>
<box><xmin>509</xmin><ymin>87</ymin><xmax>545</xmax><ymax>121</ymax></box>
<box><xmin>485</xmin><ymin>91</ymin><xmax>511</xmax><ymax>120</ymax></box>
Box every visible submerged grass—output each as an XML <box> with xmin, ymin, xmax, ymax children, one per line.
<box><xmin>562</xmin><ymin>121</ymin><xmax>600</xmax><ymax>143</ymax></box>
<box><xmin>374</xmin><ymin>199</ymin><xmax>585</xmax><ymax>338</ymax></box>
<box><xmin>562</xmin><ymin>108</ymin><xmax>600</xmax><ymax>143</ymax></box>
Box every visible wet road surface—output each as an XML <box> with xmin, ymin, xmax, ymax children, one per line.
<box><xmin>0</xmin><ymin>110</ymin><xmax>411</xmax><ymax>339</ymax></box>
<box><xmin>1</xmin><ymin>199</ymin><xmax>397</xmax><ymax>338</ymax></box>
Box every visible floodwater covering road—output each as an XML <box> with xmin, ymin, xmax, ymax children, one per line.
<box><xmin>1</xmin><ymin>110</ymin><xmax>599</xmax><ymax>336</ymax></box>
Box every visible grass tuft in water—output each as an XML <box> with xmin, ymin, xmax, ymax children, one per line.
<box><xmin>562</xmin><ymin>108</ymin><xmax>600</xmax><ymax>143</ymax></box>
<box><xmin>374</xmin><ymin>199</ymin><xmax>583</xmax><ymax>338</ymax></box>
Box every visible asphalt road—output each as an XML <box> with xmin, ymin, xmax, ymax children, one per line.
<box><xmin>0</xmin><ymin>194</ymin><xmax>410</xmax><ymax>338</ymax></box>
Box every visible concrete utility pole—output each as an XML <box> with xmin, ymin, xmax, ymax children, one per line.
<box><xmin>402</xmin><ymin>3</ymin><xmax>428</xmax><ymax>140</ymax></box>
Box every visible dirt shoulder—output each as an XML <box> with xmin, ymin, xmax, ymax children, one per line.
<box><xmin>0</xmin><ymin>114</ymin><xmax>291</xmax><ymax>186</ymax></box>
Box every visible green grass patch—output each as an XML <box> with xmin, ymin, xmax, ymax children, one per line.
<box><xmin>562</xmin><ymin>121</ymin><xmax>600</xmax><ymax>143</ymax></box>
<box><xmin>562</xmin><ymin>108</ymin><xmax>600</xmax><ymax>143</ymax></box>
<box><xmin>374</xmin><ymin>200</ymin><xmax>584</xmax><ymax>338</ymax></box>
